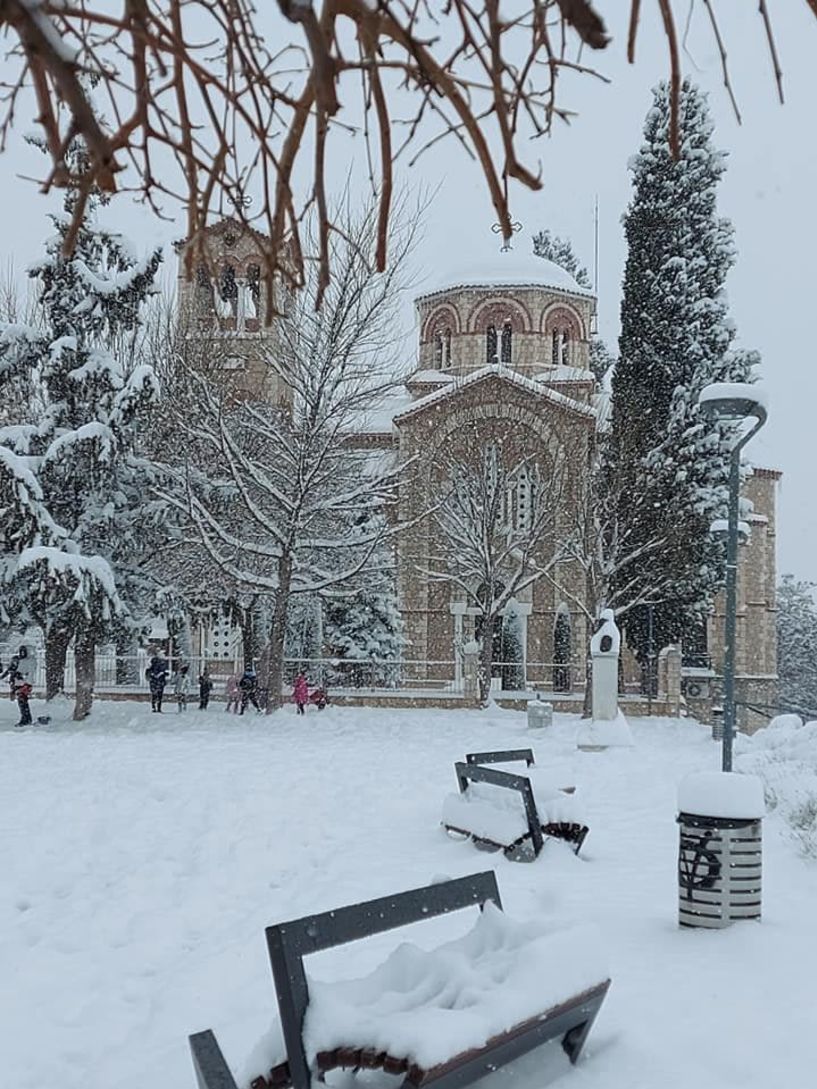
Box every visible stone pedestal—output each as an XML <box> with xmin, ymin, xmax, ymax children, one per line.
<box><xmin>578</xmin><ymin>610</ymin><xmax>634</xmax><ymax>750</ymax></box>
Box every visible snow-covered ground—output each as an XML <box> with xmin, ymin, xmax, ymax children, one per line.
<box><xmin>2</xmin><ymin>699</ymin><xmax>817</xmax><ymax>1089</ymax></box>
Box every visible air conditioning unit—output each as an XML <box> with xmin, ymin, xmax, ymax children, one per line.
<box><xmin>682</xmin><ymin>677</ymin><xmax>711</xmax><ymax>700</ymax></box>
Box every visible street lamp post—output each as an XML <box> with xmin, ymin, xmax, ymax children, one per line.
<box><xmin>697</xmin><ymin>383</ymin><xmax>768</xmax><ymax>772</ymax></box>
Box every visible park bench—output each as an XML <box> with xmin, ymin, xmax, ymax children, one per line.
<box><xmin>442</xmin><ymin>750</ymin><xmax>589</xmax><ymax>860</ymax></box>
<box><xmin>189</xmin><ymin>871</ymin><xmax>610</xmax><ymax>1089</ymax></box>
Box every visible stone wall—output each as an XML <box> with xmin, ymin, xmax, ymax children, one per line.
<box><xmin>707</xmin><ymin>468</ymin><xmax>779</xmax><ymax>727</ymax></box>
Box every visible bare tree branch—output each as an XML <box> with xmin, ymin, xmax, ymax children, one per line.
<box><xmin>0</xmin><ymin>1</ymin><xmax>812</xmax><ymax>299</ymax></box>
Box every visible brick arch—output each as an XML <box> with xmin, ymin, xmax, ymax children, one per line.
<box><xmin>540</xmin><ymin>302</ymin><xmax>585</xmax><ymax>339</ymax></box>
<box><xmin>422</xmin><ymin>401</ymin><xmax>573</xmax><ymax>483</ymax></box>
<box><xmin>468</xmin><ymin>297</ymin><xmax>531</xmax><ymax>334</ymax></box>
<box><xmin>421</xmin><ymin>302</ymin><xmax>461</xmax><ymax>343</ymax></box>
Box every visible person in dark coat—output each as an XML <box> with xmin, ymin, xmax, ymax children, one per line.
<box><xmin>1</xmin><ymin>652</ymin><xmax>21</xmax><ymax>701</ymax></box>
<box><xmin>238</xmin><ymin>667</ymin><xmax>261</xmax><ymax>714</ymax></box>
<box><xmin>198</xmin><ymin>669</ymin><xmax>213</xmax><ymax>710</ymax></box>
<box><xmin>2</xmin><ymin>646</ymin><xmax>35</xmax><ymax>726</ymax></box>
<box><xmin>146</xmin><ymin>654</ymin><xmax>169</xmax><ymax>712</ymax></box>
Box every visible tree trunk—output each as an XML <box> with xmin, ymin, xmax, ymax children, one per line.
<box><xmin>240</xmin><ymin>597</ymin><xmax>267</xmax><ymax>668</ymax></box>
<box><xmin>44</xmin><ymin>622</ymin><xmax>71</xmax><ymax>701</ymax></box>
<box><xmin>167</xmin><ymin>614</ymin><xmax>192</xmax><ymax>674</ymax></box>
<box><xmin>262</xmin><ymin>555</ymin><xmax>292</xmax><ymax>711</ymax></box>
<box><xmin>115</xmin><ymin>630</ymin><xmax>139</xmax><ymax>685</ymax></box>
<box><xmin>73</xmin><ymin>627</ymin><xmax>96</xmax><ymax>721</ymax></box>
<box><xmin>478</xmin><ymin>623</ymin><xmax>495</xmax><ymax>705</ymax></box>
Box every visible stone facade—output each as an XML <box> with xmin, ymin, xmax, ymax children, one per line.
<box><xmin>695</xmin><ymin>468</ymin><xmax>780</xmax><ymax>731</ymax></box>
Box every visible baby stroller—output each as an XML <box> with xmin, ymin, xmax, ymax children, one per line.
<box><xmin>308</xmin><ymin>686</ymin><xmax>329</xmax><ymax>711</ymax></box>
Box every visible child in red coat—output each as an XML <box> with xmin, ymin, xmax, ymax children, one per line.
<box><xmin>293</xmin><ymin>671</ymin><xmax>309</xmax><ymax>715</ymax></box>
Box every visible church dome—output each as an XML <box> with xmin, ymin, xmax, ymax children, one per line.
<box><xmin>418</xmin><ymin>244</ymin><xmax>594</xmax><ymax>299</ymax></box>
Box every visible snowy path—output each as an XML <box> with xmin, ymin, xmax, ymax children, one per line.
<box><xmin>1</xmin><ymin>702</ymin><xmax>816</xmax><ymax>1089</ymax></box>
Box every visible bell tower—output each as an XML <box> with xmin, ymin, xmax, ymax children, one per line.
<box><xmin>176</xmin><ymin>218</ymin><xmax>291</xmax><ymax>405</ymax></box>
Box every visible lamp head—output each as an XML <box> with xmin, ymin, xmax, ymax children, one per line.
<box><xmin>698</xmin><ymin>382</ymin><xmax>768</xmax><ymax>426</ymax></box>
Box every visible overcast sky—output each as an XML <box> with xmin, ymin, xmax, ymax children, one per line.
<box><xmin>2</xmin><ymin>3</ymin><xmax>816</xmax><ymax>579</ymax></box>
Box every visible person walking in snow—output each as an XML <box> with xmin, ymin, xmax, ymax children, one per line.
<box><xmin>146</xmin><ymin>653</ymin><xmax>169</xmax><ymax>713</ymax></box>
<box><xmin>174</xmin><ymin>663</ymin><xmax>190</xmax><ymax>712</ymax></box>
<box><xmin>238</xmin><ymin>666</ymin><xmax>261</xmax><ymax>714</ymax></box>
<box><xmin>1</xmin><ymin>651</ymin><xmax>21</xmax><ymax>702</ymax></box>
<box><xmin>2</xmin><ymin>645</ymin><xmax>36</xmax><ymax>727</ymax></box>
<box><xmin>198</xmin><ymin>668</ymin><xmax>213</xmax><ymax>710</ymax></box>
<box><xmin>225</xmin><ymin>673</ymin><xmax>240</xmax><ymax>713</ymax></box>
<box><xmin>13</xmin><ymin>676</ymin><xmax>33</xmax><ymax>727</ymax></box>
<box><xmin>293</xmin><ymin>671</ymin><xmax>309</xmax><ymax>716</ymax></box>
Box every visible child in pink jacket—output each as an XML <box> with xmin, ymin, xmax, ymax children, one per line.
<box><xmin>293</xmin><ymin>672</ymin><xmax>309</xmax><ymax>715</ymax></box>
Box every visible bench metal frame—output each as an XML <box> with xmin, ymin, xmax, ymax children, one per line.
<box><xmin>454</xmin><ymin>762</ymin><xmax>544</xmax><ymax>857</ymax></box>
<box><xmin>189</xmin><ymin>871</ymin><xmax>609</xmax><ymax>1089</ymax></box>
<box><xmin>465</xmin><ymin>749</ymin><xmax>534</xmax><ymax>767</ymax></box>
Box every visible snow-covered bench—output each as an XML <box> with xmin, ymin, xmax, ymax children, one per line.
<box><xmin>188</xmin><ymin>872</ymin><xmax>610</xmax><ymax>1089</ymax></box>
<box><xmin>442</xmin><ymin>751</ymin><xmax>588</xmax><ymax>860</ymax></box>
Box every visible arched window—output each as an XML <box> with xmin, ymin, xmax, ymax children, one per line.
<box><xmin>500</xmin><ymin>321</ymin><xmax>513</xmax><ymax>365</ymax></box>
<box><xmin>217</xmin><ymin>265</ymin><xmax>238</xmax><ymax>320</ymax></box>
<box><xmin>443</xmin><ymin>328</ymin><xmax>452</xmax><ymax>368</ymax></box>
<box><xmin>486</xmin><ymin>324</ymin><xmax>498</xmax><ymax>365</ymax></box>
<box><xmin>515</xmin><ymin>466</ymin><xmax>532</xmax><ymax>531</ymax></box>
<box><xmin>196</xmin><ymin>264</ymin><xmax>214</xmax><ymax>318</ymax></box>
<box><xmin>245</xmin><ymin>264</ymin><xmax>261</xmax><ymax>322</ymax></box>
<box><xmin>434</xmin><ymin>331</ymin><xmax>444</xmax><ymax>368</ymax></box>
<box><xmin>552</xmin><ymin>328</ymin><xmax>570</xmax><ymax>365</ymax></box>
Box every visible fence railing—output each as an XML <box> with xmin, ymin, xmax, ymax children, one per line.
<box><xmin>1</xmin><ymin>647</ymin><xmax>583</xmax><ymax>699</ymax></box>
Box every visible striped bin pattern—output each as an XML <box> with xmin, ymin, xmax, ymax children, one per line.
<box><xmin>677</xmin><ymin>812</ymin><xmax>762</xmax><ymax>929</ymax></box>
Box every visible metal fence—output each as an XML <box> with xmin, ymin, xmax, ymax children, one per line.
<box><xmin>1</xmin><ymin>646</ymin><xmax>582</xmax><ymax>699</ymax></box>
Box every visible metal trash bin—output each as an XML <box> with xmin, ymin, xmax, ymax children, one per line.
<box><xmin>677</xmin><ymin>772</ymin><xmax>764</xmax><ymax>929</ymax></box>
<box><xmin>710</xmin><ymin>705</ymin><xmax>724</xmax><ymax>742</ymax></box>
<box><xmin>527</xmin><ymin>699</ymin><xmax>553</xmax><ymax>729</ymax></box>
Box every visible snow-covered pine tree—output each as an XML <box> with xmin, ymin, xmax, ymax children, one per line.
<box><xmin>500</xmin><ymin>606</ymin><xmax>525</xmax><ymax>690</ymax></box>
<box><xmin>587</xmin><ymin>338</ymin><xmax>616</xmax><ymax>384</ymax></box>
<box><xmin>1</xmin><ymin>152</ymin><xmax>162</xmax><ymax>716</ymax></box>
<box><xmin>286</xmin><ymin>594</ymin><xmax>324</xmax><ymax>667</ymax></box>
<box><xmin>532</xmin><ymin>230</ymin><xmax>591</xmax><ymax>288</ymax></box>
<box><xmin>777</xmin><ymin>575</ymin><xmax>817</xmax><ymax>716</ymax></box>
<box><xmin>324</xmin><ymin>541</ymin><xmax>404</xmax><ymax>686</ymax></box>
<box><xmin>609</xmin><ymin>80</ymin><xmax>757</xmax><ymax>660</ymax></box>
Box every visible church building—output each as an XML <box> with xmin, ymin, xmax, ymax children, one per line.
<box><xmin>178</xmin><ymin>222</ymin><xmax>779</xmax><ymax>723</ymax></box>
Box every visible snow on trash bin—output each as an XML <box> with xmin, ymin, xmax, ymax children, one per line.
<box><xmin>677</xmin><ymin>771</ymin><xmax>764</xmax><ymax>929</ymax></box>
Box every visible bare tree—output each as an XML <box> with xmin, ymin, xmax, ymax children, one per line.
<box><xmin>541</xmin><ymin>445</ymin><xmax>679</xmax><ymax>713</ymax></box>
<box><xmin>424</xmin><ymin>436</ymin><xmax>573</xmax><ymax>704</ymax></box>
<box><xmin>158</xmin><ymin>199</ymin><xmax>416</xmax><ymax>707</ymax></box>
<box><xmin>0</xmin><ymin>2</ymin><xmax>808</xmax><ymax>297</ymax></box>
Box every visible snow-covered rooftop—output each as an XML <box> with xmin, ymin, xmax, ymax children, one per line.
<box><xmin>393</xmin><ymin>365</ymin><xmax>596</xmax><ymax>423</ymax></box>
<box><xmin>533</xmin><ymin>365</ymin><xmax>596</xmax><ymax>384</ymax></box>
<box><xmin>406</xmin><ymin>369</ymin><xmax>455</xmax><ymax>385</ymax></box>
<box><xmin>417</xmin><ymin>246</ymin><xmax>595</xmax><ymax>300</ymax></box>
<box><xmin>356</xmin><ymin>390</ymin><xmax>413</xmax><ymax>434</ymax></box>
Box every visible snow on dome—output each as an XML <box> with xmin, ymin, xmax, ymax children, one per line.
<box><xmin>419</xmin><ymin>245</ymin><xmax>594</xmax><ymax>298</ymax></box>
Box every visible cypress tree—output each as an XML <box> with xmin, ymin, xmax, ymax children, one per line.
<box><xmin>609</xmin><ymin>80</ymin><xmax>755</xmax><ymax>658</ymax></box>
